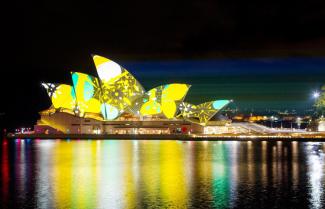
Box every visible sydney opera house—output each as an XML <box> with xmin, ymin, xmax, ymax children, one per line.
<box><xmin>34</xmin><ymin>55</ymin><xmax>231</xmax><ymax>135</ymax></box>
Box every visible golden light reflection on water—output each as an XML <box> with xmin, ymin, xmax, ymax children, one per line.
<box><xmin>160</xmin><ymin>141</ymin><xmax>188</xmax><ymax>207</ymax></box>
<box><xmin>122</xmin><ymin>141</ymin><xmax>138</xmax><ymax>209</ymax></box>
<box><xmin>291</xmin><ymin>141</ymin><xmax>299</xmax><ymax>188</ymax></box>
<box><xmin>1</xmin><ymin>140</ymin><xmax>325</xmax><ymax>209</ymax></box>
<box><xmin>261</xmin><ymin>141</ymin><xmax>267</xmax><ymax>187</ymax></box>
<box><xmin>139</xmin><ymin>141</ymin><xmax>161</xmax><ymax>206</ymax></box>
<box><xmin>48</xmin><ymin>140</ymin><xmax>192</xmax><ymax>208</ymax></box>
<box><xmin>246</xmin><ymin>141</ymin><xmax>255</xmax><ymax>185</ymax></box>
<box><xmin>52</xmin><ymin>141</ymin><xmax>73</xmax><ymax>208</ymax></box>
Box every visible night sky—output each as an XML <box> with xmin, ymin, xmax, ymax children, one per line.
<box><xmin>1</xmin><ymin>0</ymin><xmax>325</xmax><ymax>130</ymax></box>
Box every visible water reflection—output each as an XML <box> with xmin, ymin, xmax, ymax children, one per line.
<box><xmin>36</xmin><ymin>140</ymin><xmax>55</xmax><ymax>208</ymax></box>
<box><xmin>1</xmin><ymin>140</ymin><xmax>325</xmax><ymax>209</ymax></box>
<box><xmin>1</xmin><ymin>139</ymin><xmax>9</xmax><ymax>206</ymax></box>
<box><xmin>211</xmin><ymin>142</ymin><xmax>231</xmax><ymax>208</ymax></box>
<box><xmin>305</xmin><ymin>142</ymin><xmax>325</xmax><ymax>209</ymax></box>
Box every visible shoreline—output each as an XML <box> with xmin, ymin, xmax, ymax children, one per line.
<box><xmin>7</xmin><ymin>133</ymin><xmax>325</xmax><ymax>142</ymax></box>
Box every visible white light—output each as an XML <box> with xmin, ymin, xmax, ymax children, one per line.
<box><xmin>97</xmin><ymin>61</ymin><xmax>122</xmax><ymax>82</ymax></box>
<box><xmin>93</xmin><ymin>129</ymin><xmax>101</xmax><ymax>134</ymax></box>
<box><xmin>41</xmin><ymin>83</ymin><xmax>49</xmax><ymax>89</ymax></box>
<box><xmin>313</xmin><ymin>91</ymin><xmax>320</xmax><ymax>99</ymax></box>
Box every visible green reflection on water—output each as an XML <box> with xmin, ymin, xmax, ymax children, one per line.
<box><xmin>212</xmin><ymin>143</ymin><xmax>230</xmax><ymax>209</ymax></box>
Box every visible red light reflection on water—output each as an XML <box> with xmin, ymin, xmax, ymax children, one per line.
<box><xmin>1</xmin><ymin>138</ymin><xmax>9</xmax><ymax>202</ymax></box>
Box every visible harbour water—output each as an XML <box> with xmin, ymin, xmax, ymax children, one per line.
<box><xmin>1</xmin><ymin>139</ymin><xmax>325</xmax><ymax>209</ymax></box>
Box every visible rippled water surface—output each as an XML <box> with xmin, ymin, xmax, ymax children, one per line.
<box><xmin>1</xmin><ymin>139</ymin><xmax>325</xmax><ymax>209</ymax></box>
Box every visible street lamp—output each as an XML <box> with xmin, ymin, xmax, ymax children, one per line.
<box><xmin>296</xmin><ymin>117</ymin><xmax>302</xmax><ymax>129</ymax></box>
<box><xmin>313</xmin><ymin>91</ymin><xmax>320</xmax><ymax>99</ymax></box>
<box><xmin>270</xmin><ymin>116</ymin><xmax>274</xmax><ymax>128</ymax></box>
<box><xmin>312</xmin><ymin>91</ymin><xmax>321</xmax><ymax>117</ymax></box>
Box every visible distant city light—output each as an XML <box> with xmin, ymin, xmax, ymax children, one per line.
<box><xmin>313</xmin><ymin>91</ymin><xmax>320</xmax><ymax>99</ymax></box>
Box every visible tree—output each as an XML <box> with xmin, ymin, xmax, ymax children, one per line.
<box><xmin>315</xmin><ymin>85</ymin><xmax>325</xmax><ymax>116</ymax></box>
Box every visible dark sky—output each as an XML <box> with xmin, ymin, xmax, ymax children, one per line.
<box><xmin>1</xmin><ymin>0</ymin><xmax>325</xmax><ymax>129</ymax></box>
<box><xmin>20</xmin><ymin>0</ymin><xmax>325</xmax><ymax>59</ymax></box>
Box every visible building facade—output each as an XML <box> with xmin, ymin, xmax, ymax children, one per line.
<box><xmin>35</xmin><ymin>55</ymin><xmax>231</xmax><ymax>134</ymax></box>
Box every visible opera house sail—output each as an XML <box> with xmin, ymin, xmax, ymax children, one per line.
<box><xmin>35</xmin><ymin>55</ymin><xmax>231</xmax><ymax>134</ymax></box>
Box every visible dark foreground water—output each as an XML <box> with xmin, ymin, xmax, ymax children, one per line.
<box><xmin>1</xmin><ymin>139</ymin><xmax>325</xmax><ymax>209</ymax></box>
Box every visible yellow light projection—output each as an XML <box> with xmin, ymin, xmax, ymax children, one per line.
<box><xmin>42</xmin><ymin>54</ymin><xmax>232</xmax><ymax>123</ymax></box>
<box><xmin>139</xmin><ymin>88</ymin><xmax>162</xmax><ymax>115</ymax></box>
<box><xmin>133</xmin><ymin>83</ymin><xmax>190</xmax><ymax>119</ymax></box>
<box><xmin>71</xmin><ymin>72</ymin><xmax>102</xmax><ymax>115</ymax></box>
<box><xmin>162</xmin><ymin>83</ymin><xmax>190</xmax><ymax>118</ymax></box>
<box><xmin>42</xmin><ymin>83</ymin><xmax>76</xmax><ymax>110</ymax></box>
<box><xmin>92</xmin><ymin>55</ymin><xmax>145</xmax><ymax>118</ymax></box>
<box><xmin>179</xmin><ymin>100</ymin><xmax>230</xmax><ymax>124</ymax></box>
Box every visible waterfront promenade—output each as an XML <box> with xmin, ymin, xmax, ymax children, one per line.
<box><xmin>7</xmin><ymin>122</ymin><xmax>325</xmax><ymax>141</ymax></box>
<box><xmin>8</xmin><ymin>132</ymin><xmax>325</xmax><ymax>141</ymax></box>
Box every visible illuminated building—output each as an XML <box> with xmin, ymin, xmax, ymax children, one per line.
<box><xmin>35</xmin><ymin>55</ymin><xmax>231</xmax><ymax>134</ymax></box>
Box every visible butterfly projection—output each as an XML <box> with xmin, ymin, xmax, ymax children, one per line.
<box><xmin>92</xmin><ymin>55</ymin><xmax>145</xmax><ymax>120</ymax></box>
<box><xmin>179</xmin><ymin>100</ymin><xmax>230</xmax><ymax>124</ymax></box>
<box><xmin>42</xmin><ymin>83</ymin><xmax>77</xmax><ymax>110</ymax></box>
<box><xmin>42</xmin><ymin>54</ymin><xmax>230</xmax><ymax>125</ymax></box>
<box><xmin>130</xmin><ymin>84</ymin><xmax>190</xmax><ymax>119</ymax></box>
<box><xmin>71</xmin><ymin>72</ymin><xmax>103</xmax><ymax>116</ymax></box>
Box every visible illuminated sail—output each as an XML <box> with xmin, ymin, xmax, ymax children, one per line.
<box><xmin>131</xmin><ymin>83</ymin><xmax>190</xmax><ymax>119</ymax></box>
<box><xmin>179</xmin><ymin>100</ymin><xmax>230</xmax><ymax>124</ymax></box>
<box><xmin>71</xmin><ymin>72</ymin><xmax>103</xmax><ymax>116</ymax></box>
<box><xmin>41</xmin><ymin>54</ymin><xmax>232</xmax><ymax>124</ymax></box>
<box><xmin>42</xmin><ymin>83</ymin><xmax>77</xmax><ymax>110</ymax></box>
<box><xmin>92</xmin><ymin>55</ymin><xmax>145</xmax><ymax>119</ymax></box>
